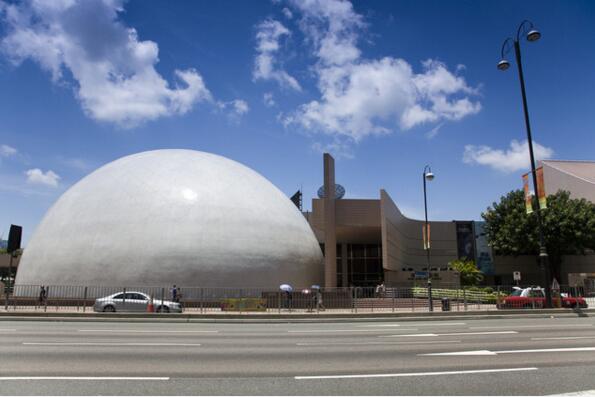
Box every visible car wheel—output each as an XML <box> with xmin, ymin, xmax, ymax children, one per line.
<box><xmin>523</xmin><ymin>303</ymin><xmax>533</xmax><ymax>309</ymax></box>
<box><xmin>156</xmin><ymin>306</ymin><xmax>170</xmax><ymax>313</ymax></box>
<box><xmin>103</xmin><ymin>305</ymin><xmax>116</xmax><ymax>312</ymax></box>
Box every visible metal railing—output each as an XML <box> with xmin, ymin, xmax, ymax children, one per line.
<box><xmin>1</xmin><ymin>284</ymin><xmax>591</xmax><ymax>314</ymax></box>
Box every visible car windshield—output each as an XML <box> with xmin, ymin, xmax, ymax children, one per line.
<box><xmin>510</xmin><ymin>290</ymin><xmax>523</xmax><ymax>296</ymax></box>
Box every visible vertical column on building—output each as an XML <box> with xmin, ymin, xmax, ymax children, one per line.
<box><xmin>323</xmin><ymin>153</ymin><xmax>337</xmax><ymax>288</ymax></box>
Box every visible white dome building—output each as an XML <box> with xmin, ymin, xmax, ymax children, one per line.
<box><xmin>16</xmin><ymin>150</ymin><xmax>323</xmax><ymax>288</ymax></box>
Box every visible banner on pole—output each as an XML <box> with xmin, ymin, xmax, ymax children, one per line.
<box><xmin>536</xmin><ymin>167</ymin><xmax>547</xmax><ymax>210</ymax></box>
<box><xmin>422</xmin><ymin>224</ymin><xmax>431</xmax><ymax>250</ymax></box>
<box><xmin>522</xmin><ymin>173</ymin><xmax>533</xmax><ymax>214</ymax></box>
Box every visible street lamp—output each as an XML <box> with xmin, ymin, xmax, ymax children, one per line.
<box><xmin>498</xmin><ymin>20</ymin><xmax>553</xmax><ymax>308</ymax></box>
<box><xmin>423</xmin><ymin>165</ymin><xmax>434</xmax><ymax>311</ymax></box>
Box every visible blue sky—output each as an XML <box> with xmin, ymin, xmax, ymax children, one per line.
<box><xmin>1</xmin><ymin>0</ymin><xmax>594</xmax><ymax>244</ymax></box>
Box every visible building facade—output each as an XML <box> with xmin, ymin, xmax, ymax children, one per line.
<box><xmin>306</xmin><ymin>154</ymin><xmax>466</xmax><ymax>288</ymax></box>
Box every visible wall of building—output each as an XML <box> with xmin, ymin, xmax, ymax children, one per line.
<box><xmin>379</xmin><ymin>190</ymin><xmax>459</xmax><ymax>282</ymax></box>
<box><xmin>542</xmin><ymin>161</ymin><xmax>595</xmax><ymax>202</ymax></box>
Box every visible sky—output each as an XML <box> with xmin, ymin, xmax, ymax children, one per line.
<box><xmin>0</xmin><ymin>0</ymin><xmax>594</xmax><ymax>245</ymax></box>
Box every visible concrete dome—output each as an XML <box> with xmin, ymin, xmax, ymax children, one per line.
<box><xmin>16</xmin><ymin>150</ymin><xmax>323</xmax><ymax>288</ymax></box>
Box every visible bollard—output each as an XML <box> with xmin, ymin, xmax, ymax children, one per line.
<box><xmin>463</xmin><ymin>288</ymin><xmax>467</xmax><ymax>311</ymax></box>
<box><xmin>392</xmin><ymin>288</ymin><xmax>395</xmax><ymax>313</ymax></box>
<box><xmin>160</xmin><ymin>288</ymin><xmax>165</xmax><ymax>313</ymax></box>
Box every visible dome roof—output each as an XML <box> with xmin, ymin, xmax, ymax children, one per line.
<box><xmin>16</xmin><ymin>150</ymin><xmax>323</xmax><ymax>288</ymax></box>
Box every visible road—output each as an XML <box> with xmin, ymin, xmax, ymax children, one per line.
<box><xmin>1</xmin><ymin>317</ymin><xmax>595</xmax><ymax>395</ymax></box>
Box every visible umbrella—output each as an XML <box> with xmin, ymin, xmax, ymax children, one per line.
<box><xmin>279</xmin><ymin>284</ymin><xmax>293</xmax><ymax>292</ymax></box>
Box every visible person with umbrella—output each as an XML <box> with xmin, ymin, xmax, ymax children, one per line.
<box><xmin>279</xmin><ymin>284</ymin><xmax>292</xmax><ymax>311</ymax></box>
<box><xmin>312</xmin><ymin>285</ymin><xmax>325</xmax><ymax>311</ymax></box>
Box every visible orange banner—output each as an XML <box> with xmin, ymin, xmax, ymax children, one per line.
<box><xmin>423</xmin><ymin>224</ymin><xmax>431</xmax><ymax>250</ymax></box>
<box><xmin>536</xmin><ymin>167</ymin><xmax>547</xmax><ymax>210</ymax></box>
<box><xmin>522</xmin><ymin>173</ymin><xmax>533</xmax><ymax>214</ymax></box>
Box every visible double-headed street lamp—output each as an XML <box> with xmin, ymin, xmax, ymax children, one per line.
<box><xmin>498</xmin><ymin>20</ymin><xmax>553</xmax><ymax>308</ymax></box>
<box><xmin>423</xmin><ymin>165</ymin><xmax>434</xmax><ymax>311</ymax></box>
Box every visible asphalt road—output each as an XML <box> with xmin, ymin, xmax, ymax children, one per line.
<box><xmin>1</xmin><ymin>317</ymin><xmax>595</xmax><ymax>395</ymax></box>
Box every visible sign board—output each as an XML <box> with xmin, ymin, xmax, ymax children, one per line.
<box><xmin>513</xmin><ymin>271</ymin><xmax>521</xmax><ymax>281</ymax></box>
<box><xmin>551</xmin><ymin>278</ymin><xmax>560</xmax><ymax>291</ymax></box>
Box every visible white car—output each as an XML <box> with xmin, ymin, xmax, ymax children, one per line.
<box><xmin>93</xmin><ymin>291</ymin><xmax>182</xmax><ymax>313</ymax></box>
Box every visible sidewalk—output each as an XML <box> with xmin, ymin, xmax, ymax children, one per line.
<box><xmin>0</xmin><ymin>307</ymin><xmax>592</xmax><ymax>323</ymax></box>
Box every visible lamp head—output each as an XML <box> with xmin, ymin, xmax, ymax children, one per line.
<box><xmin>424</xmin><ymin>171</ymin><xmax>435</xmax><ymax>181</ymax></box>
<box><xmin>497</xmin><ymin>59</ymin><xmax>510</xmax><ymax>71</ymax></box>
<box><xmin>526</xmin><ymin>29</ymin><xmax>541</xmax><ymax>42</ymax></box>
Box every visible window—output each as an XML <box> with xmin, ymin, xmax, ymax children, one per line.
<box><xmin>112</xmin><ymin>294</ymin><xmax>124</xmax><ymax>300</ymax></box>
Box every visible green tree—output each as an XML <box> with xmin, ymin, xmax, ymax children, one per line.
<box><xmin>449</xmin><ymin>259</ymin><xmax>484</xmax><ymax>286</ymax></box>
<box><xmin>482</xmin><ymin>190</ymin><xmax>595</xmax><ymax>281</ymax></box>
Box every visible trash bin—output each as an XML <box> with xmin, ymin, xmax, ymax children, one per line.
<box><xmin>441</xmin><ymin>297</ymin><xmax>450</xmax><ymax>312</ymax></box>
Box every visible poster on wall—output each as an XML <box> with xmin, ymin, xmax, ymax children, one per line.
<box><xmin>474</xmin><ymin>221</ymin><xmax>494</xmax><ymax>275</ymax></box>
<box><xmin>455</xmin><ymin>221</ymin><xmax>475</xmax><ymax>261</ymax></box>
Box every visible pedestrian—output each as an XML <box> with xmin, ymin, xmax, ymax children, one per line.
<box><xmin>171</xmin><ymin>284</ymin><xmax>179</xmax><ymax>303</ymax></box>
<box><xmin>315</xmin><ymin>288</ymin><xmax>325</xmax><ymax>311</ymax></box>
<box><xmin>285</xmin><ymin>290</ymin><xmax>292</xmax><ymax>310</ymax></box>
<box><xmin>38</xmin><ymin>285</ymin><xmax>47</xmax><ymax>307</ymax></box>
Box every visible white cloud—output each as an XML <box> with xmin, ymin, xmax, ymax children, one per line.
<box><xmin>25</xmin><ymin>168</ymin><xmax>60</xmax><ymax>187</ymax></box>
<box><xmin>282</xmin><ymin>7</ymin><xmax>293</xmax><ymax>19</ymax></box>
<box><xmin>425</xmin><ymin>123</ymin><xmax>443</xmax><ymax>139</ymax></box>
<box><xmin>230</xmin><ymin>99</ymin><xmax>249</xmax><ymax>115</ymax></box>
<box><xmin>0</xmin><ymin>0</ymin><xmax>212</xmax><ymax>127</ymax></box>
<box><xmin>263</xmin><ymin>92</ymin><xmax>275</xmax><ymax>107</ymax></box>
<box><xmin>311</xmin><ymin>139</ymin><xmax>354</xmax><ymax>159</ymax></box>
<box><xmin>253</xmin><ymin>19</ymin><xmax>301</xmax><ymax>91</ymax></box>
<box><xmin>463</xmin><ymin>139</ymin><xmax>554</xmax><ymax>173</ymax></box>
<box><xmin>0</xmin><ymin>144</ymin><xmax>17</xmax><ymax>157</ymax></box>
<box><xmin>216</xmin><ymin>99</ymin><xmax>249</xmax><ymax>117</ymax></box>
<box><xmin>279</xmin><ymin>0</ymin><xmax>480</xmax><ymax>143</ymax></box>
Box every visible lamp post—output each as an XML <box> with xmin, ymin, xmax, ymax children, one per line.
<box><xmin>423</xmin><ymin>165</ymin><xmax>434</xmax><ymax>311</ymax></box>
<box><xmin>498</xmin><ymin>20</ymin><xmax>552</xmax><ymax>308</ymax></box>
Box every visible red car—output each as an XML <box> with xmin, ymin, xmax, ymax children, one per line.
<box><xmin>499</xmin><ymin>287</ymin><xmax>588</xmax><ymax>309</ymax></box>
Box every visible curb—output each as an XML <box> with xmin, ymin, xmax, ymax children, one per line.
<box><xmin>0</xmin><ymin>309</ymin><xmax>591</xmax><ymax>323</ymax></box>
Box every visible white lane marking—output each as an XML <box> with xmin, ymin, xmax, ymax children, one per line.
<box><xmin>23</xmin><ymin>342</ymin><xmax>201</xmax><ymax>346</ymax></box>
<box><xmin>380</xmin><ymin>331</ymin><xmax>518</xmax><ymax>338</ymax></box>
<box><xmin>421</xmin><ymin>350</ymin><xmax>497</xmax><ymax>356</ymax></box>
<box><xmin>358</xmin><ymin>322</ymin><xmax>466</xmax><ymax>328</ymax></box>
<box><xmin>420</xmin><ymin>347</ymin><xmax>595</xmax><ymax>356</ymax></box>
<box><xmin>532</xmin><ymin>336</ymin><xmax>595</xmax><ymax>341</ymax></box>
<box><xmin>548</xmin><ymin>389</ymin><xmax>595</xmax><ymax>396</ymax></box>
<box><xmin>296</xmin><ymin>340</ymin><xmax>461</xmax><ymax>346</ymax></box>
<box><xmin>288</xmin><ymin>329</ymin><xmax>418</xmax><ymax>333</ymax></box>
<box><xmin>78</xmin><ymin>329</ymin><xmax>217</xmax><ymax>333</ymax></box>
<box><xmin>470</xmin><ymin>324</ymin><xmax>594</xmax><ymax>330</ymax></box>
<box><xmin>0</xmin><ymin>377</ymin><xmax>169</xmax><ymax>380</ymax></box>
<box><xmin>295</xmin><ymin>367</ymin><xmax>538</xmax><ymax>380</ymax></box>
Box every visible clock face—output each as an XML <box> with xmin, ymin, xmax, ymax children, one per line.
<box><xmin>317</xmin><ymin>183</ymin><xmax>346</xmax><ymax>199</ymax></box>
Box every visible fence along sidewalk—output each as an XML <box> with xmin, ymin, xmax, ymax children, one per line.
<box><xmin>1</xmin><ymin>284</ymin><xmax>590</xmax><ymax>313</ymax></box>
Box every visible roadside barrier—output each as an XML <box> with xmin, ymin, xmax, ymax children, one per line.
<box><xmin>1</xmin><ymin>283</ymin><xmax>591</xmax><ymax>314</ymax></box>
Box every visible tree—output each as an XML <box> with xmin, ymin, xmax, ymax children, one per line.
<box><xmin>482</xmin><ymin>190</ymin><xmax>595</xmax><ymax>281</ymax></box>
<box><xmin>449</xmin><ymin>259</ymin><xmax>484</xmax><ymax>286</ymax></box>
